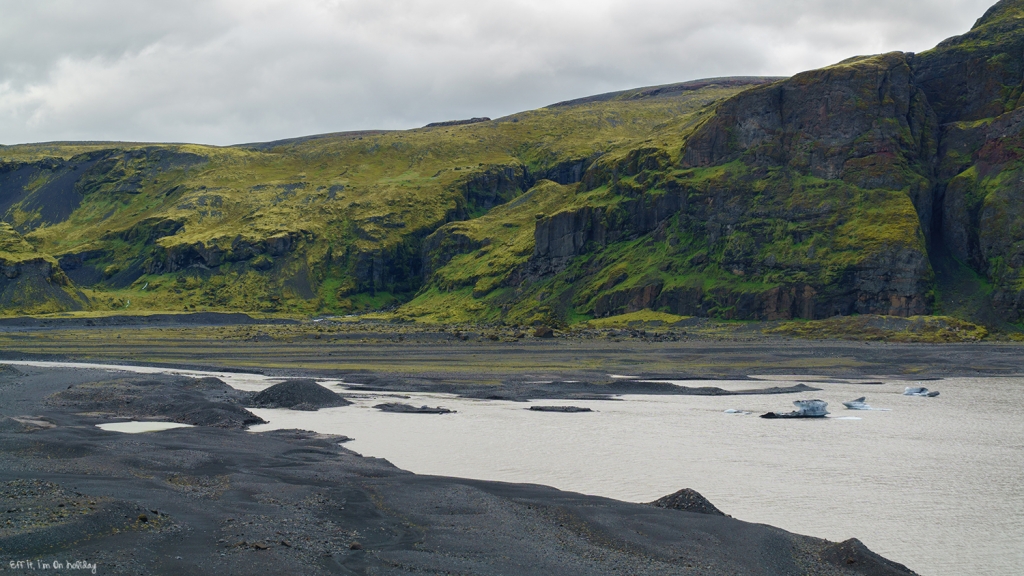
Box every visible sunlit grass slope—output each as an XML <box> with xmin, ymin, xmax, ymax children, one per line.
<box><xmin>0</xmin><ymin>79</ymin><xmax>766</xmax><ymax>315</ymax></box>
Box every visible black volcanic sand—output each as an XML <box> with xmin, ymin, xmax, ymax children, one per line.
<box><xmin>0</xmin><ymin>365</ymin><xmax>916</xmax><ymax>576</ymax></box>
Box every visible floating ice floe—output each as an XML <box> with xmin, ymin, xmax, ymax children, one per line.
<box><xmin>904</xmin><ymin>387</ymin><xmax>940</xmax><ymax>397</ymax></box>
<box><xmin>842</xmin><ymin>397</ymin><xmax>892</xmax><ymax>411</ymax></box>
<box><xmin>760</xmin><ymin>399</ymin><xmax>829</xmax><ymax>419</ymax></box>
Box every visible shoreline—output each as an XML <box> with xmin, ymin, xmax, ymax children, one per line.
<box><xmin>0</xmin><ymin>332</ymin><xmax>1021</xmax><ymax>382</ymax></box>
<box><xmin>0</xmin><ymin>363</ymin><xmax>919</xmax><ymax>575</ymax></box>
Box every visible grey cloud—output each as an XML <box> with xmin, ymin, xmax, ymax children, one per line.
<box><xmin>0</xmin><ymin>0</ymin><xmax>997</xmax><ymax>145</ymax></box>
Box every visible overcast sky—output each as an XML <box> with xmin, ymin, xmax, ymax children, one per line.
<box><xmin>0</xmin><ymin>0</ymin><xmax>996</xmax><ymax>146</ymax></box>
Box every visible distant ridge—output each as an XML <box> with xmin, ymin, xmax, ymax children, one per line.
<box><xmin>547</xmin><ymin>76</ymin><xmax>785</xmax><ymax>108</ymax></box>
<box><xmin>424</xmin><ymin>117</ymin><xmax>491</xmax><ymax>128</ymax></box>
<box><xmin>228</xmin><ymin>79</ymin><xmax>779</xmax><ymax>149</ymax></box>
<box><xmin>234</xmin><ymin>129</ymin><xmax>393</xmax><ymax>150</ymax></box>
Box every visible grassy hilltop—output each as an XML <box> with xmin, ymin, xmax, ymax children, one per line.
<box><xmin>1</xmin><ymin>1</ymin><xmax>1024</xmax><ymax>336</ymax></box>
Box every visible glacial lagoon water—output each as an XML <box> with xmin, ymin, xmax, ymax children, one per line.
<box><xmin>4</xmin><ymin>361</ymin><xmax>1021</xmax><ymax>575</ymax></box>
<box><xmin>253</xmin><ymin>377</ymin><xmax>1024</xmax><ymax>576</ymax></box>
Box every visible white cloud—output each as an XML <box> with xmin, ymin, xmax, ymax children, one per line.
<box><xmin>0</xmin><ymin>0</ymin><xmax>997</xmax><ymax>145</ymax></box>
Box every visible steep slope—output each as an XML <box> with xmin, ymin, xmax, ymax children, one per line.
<box><xmin>0</xmin><ymin>223</ymin><xmax>87</xmax><ymax>314</ymax></box>
<box><xmin>411</xmin><ymin>53</ymin><xmax>937</xmax><ymax>323</ymax></box>
<box><xmin>913</xmin><ymin>0</ymin><xmax>1024</xmax><ymax>322</ymax></box>
<box><xmin>0</xmin><ymin>78</ymin><xmax>770</xmax><ymax>315</ymax></box>
<box><xmin>407</xmin><ymin>0</ymin><xmax>1024</xmax><ymax>326</ymax></box>
<box><xmin>1</xmin><ymin>0</ymin><xmax>1022</xmax><ymax>326</ymax></box>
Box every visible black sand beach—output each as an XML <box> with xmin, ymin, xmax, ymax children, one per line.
<box><xmin>0</xmin><ymin>363</ymin><xmax>918</xmax><ymax>575</ymax></box>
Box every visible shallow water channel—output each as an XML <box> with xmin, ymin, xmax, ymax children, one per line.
<box><xmin>5</xmin><ymin>361</ymin><xmax>1021</xmax><ymax>576</ymax></box>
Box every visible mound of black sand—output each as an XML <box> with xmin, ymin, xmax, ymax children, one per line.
<box><xmin>374</xmin><ymin>402</ymin><xmax>455</xmax><ymax>414</ymax></box>
<box><xmin>251</xmin><ymin>379</ymin><xmax>351</xmax><ymax>410</ymax></box>
<box><xmin>650</xmin><ymin>488</ymin><xmax>727</xmax><ymax>516</ymax></box>
<box><xmin>820</xmin><ymin>538</ymin><xmax>918</xmax><ymax>575</ymax></box>
<box><xmin>528</xmin><ymin>406</ymin><xmax>592</xmax><ymax>413</ymax></box>
<box><xmin>47</xmin><ymin>377</ymin><xmax>265</xmax><ymax>429</ymax></box>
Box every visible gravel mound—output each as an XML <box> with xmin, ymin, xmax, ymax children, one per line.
<box><xmin>819</xmin><ymin>538</ymin><xmax>918</xmax><ymax>575</ymax></box>
<box><xmin>251</xmin><ymin>379</ymin><xmax>351</xmax><ymax>410</ymax></box>
<box><xmin>650</xmin><ymin>488</ymin><xmax>726</xmax><ymax>516</ymax></box>
<box><xmin>47</xmin><ymin>377</ymin><xmax>265</xmax><ymax>429</ymax></box>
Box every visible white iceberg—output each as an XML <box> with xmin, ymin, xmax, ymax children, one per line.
<box><xmin>760</xmin><ymin>399</ymin><xmax>829</xmax><ymax>419</ymax></box>
<box><xmin>904</xmin><ymin>387</ymin><xmax>940</xmax><ymax>397</ymax></box>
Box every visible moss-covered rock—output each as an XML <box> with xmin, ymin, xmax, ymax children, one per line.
<box><xmin>0</xmin><ymin>224</ymin><xmax>88</xmax><ymax>315</ymax></box>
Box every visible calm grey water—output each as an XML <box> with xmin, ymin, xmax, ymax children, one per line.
<box><xmin>251</xmin><ymin>376</ymin><xmax>1024</xmax><ymax>576</ymax></box>
<box><xmin>4</xmin><ymin>362</ymin><xmax>1019</xmax><ymax>575</ymax></box>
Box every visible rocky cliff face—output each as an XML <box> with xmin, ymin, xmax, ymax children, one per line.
<box><xmin>2</xmin><ymin>4</ymin><xmax>1022</xmax><ymax>324</ymax></box>
<box><xmin>489</xmin><ymin>1</ymin><xmax>1024</xmax><ymax>323</ymax></box>
<box><xmin>0</xmin><ymin>224</ymin><xmax>88</xmax><ymax>314</ymax></box>
<box><xmin>913</xmin><ymin>0</ymin><xmax>1024</xmax><ymax>321</ymax></box>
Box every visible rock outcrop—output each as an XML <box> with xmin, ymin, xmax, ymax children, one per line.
<box><xmin>0</xmin><ymin>223</ymin><xmax>88</xmax><ymax>314</ymax></box>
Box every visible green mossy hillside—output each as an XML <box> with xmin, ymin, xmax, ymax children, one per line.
<box><xmin>0</xmin><ymin>79</ymin><xmax>766</xmax><ymax>316</ymax></box>
<box><xmin>580</xmin><ymin>310</ymin><xmax>691</xmax><ymax>329</ymax></box>
<box><xmin>0</xmin><ymin>224</ymin><xmax>88</xmax><ymax>314</ymax></box>
<box><xmin>1</xmin><ymin>1</ymin><xmax>1023</xmax><ymax>332</ymax></box>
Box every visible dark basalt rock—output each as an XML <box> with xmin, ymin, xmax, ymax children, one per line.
<box><xmin>373</xmin><ymin>403</ymin><xmax>455</xmax><ymax>414</ymax></box>
<box><xmin>251</xmin><ymin>379</ymin><xmax>352</xmax><ymax>410</ymax></box>
<box><xmin>527</xmin><ymin>406</ymin><xmax>593</xmax><ymax>413</ymax></box>
<box><xmin>650</xmin><ymin>488</ymin><xmax>726</xmax><ymax>516</ymax></box>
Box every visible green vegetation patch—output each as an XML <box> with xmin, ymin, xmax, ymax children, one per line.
<box><xmin>765</xmin><ymin>315</ymin><xmax>989</xmax><ymax>342</ymax></box>
<box><xmin>579</xmin><ymin>310</ymin><xmax>690</xmax><ymax>329</ymax></box>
